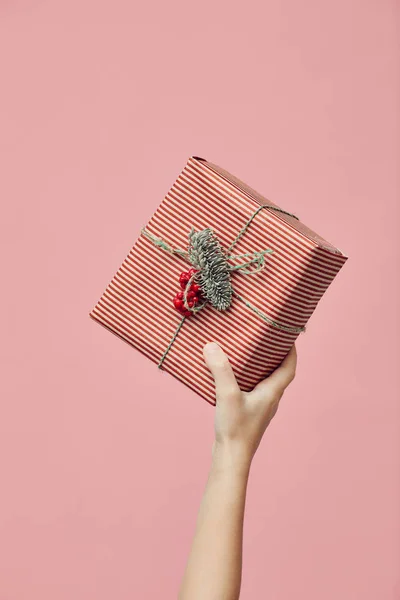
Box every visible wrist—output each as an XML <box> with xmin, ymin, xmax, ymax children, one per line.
<box><xmin>211</xmin><ymin>440</ymin><xmax>252</xmax><ymax>478</ymax></box>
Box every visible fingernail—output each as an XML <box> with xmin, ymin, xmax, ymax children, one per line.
<box><xmin>203</xmin><ymin>342</ymin><xmax>221</xmax><ymax>357</ymax></box>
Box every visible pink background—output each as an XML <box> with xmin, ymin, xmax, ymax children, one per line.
<box><xmin>0</xmin><ymin>1</ymin><xmax>399</xmax><ymax>598</ymax></box>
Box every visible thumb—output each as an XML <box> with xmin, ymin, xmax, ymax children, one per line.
<box><xmin>203</xmin><ymin>342</ymin><xmax>240</xmax><ymax>400</ymax></box>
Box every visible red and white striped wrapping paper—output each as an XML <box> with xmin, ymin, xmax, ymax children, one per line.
<box><xmin>90</xmin><ymin>157</ymin><xmax>348</xmax><ymax>405</ymax></box>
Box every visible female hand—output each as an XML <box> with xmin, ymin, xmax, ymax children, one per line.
<box><xmin>203</xmin><ymin>342</ymin><xmax>297</xmax><ymax>470</ymax></box>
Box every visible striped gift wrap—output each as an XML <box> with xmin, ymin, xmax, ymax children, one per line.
<box><xmin>90</xmin><ymin>156</ymin><xmax>347</xmax><ymax>405</ymax></box>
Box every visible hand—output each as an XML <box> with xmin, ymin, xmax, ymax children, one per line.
<box><xmin>203</xmin><ymin>342</ymin><xmax>297</xmax><ymax>470</ymax></box>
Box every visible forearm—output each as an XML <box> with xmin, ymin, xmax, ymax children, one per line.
<box><xmin>179</xmin><ymin>444</ymin><xmax>251</xmax><ymax>600</ymax></box>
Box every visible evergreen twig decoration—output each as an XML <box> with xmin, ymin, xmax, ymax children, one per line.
<box><xmin>188</xmin><ymin>228</ymin><xmax>232</xmax><ymax>311</ymax></box>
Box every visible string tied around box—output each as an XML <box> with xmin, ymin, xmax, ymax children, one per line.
<box><xmin>141</xmin><ymin>204</ymin><xmax>305</xmax><ymax>368</ymax></box>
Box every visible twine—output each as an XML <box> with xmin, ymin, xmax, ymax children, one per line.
<box><xmin>141</xmin><ymin>204</ymin><xmax>304</xmax><ymax>368</ymax></box>
<box><xmin>227</xmin><ymin>205</ymin><xmax>299</xmax><ymax>253</ymax></box>
<box><xmin>157</xmin><ymin>315</ymin><xmax>186</xmax><ymax>367</ymax></box>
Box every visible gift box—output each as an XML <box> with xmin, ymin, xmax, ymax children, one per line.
<box><xmin>90</xmin><ymin>156</ymin><xmax>347</xmax><ymax>405</ymax></box>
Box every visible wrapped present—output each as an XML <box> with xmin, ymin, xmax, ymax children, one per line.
<box><xmin>90</xmin><ymin>156</ymin><xmax>347</xmax><ymax>405</ymax></box>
